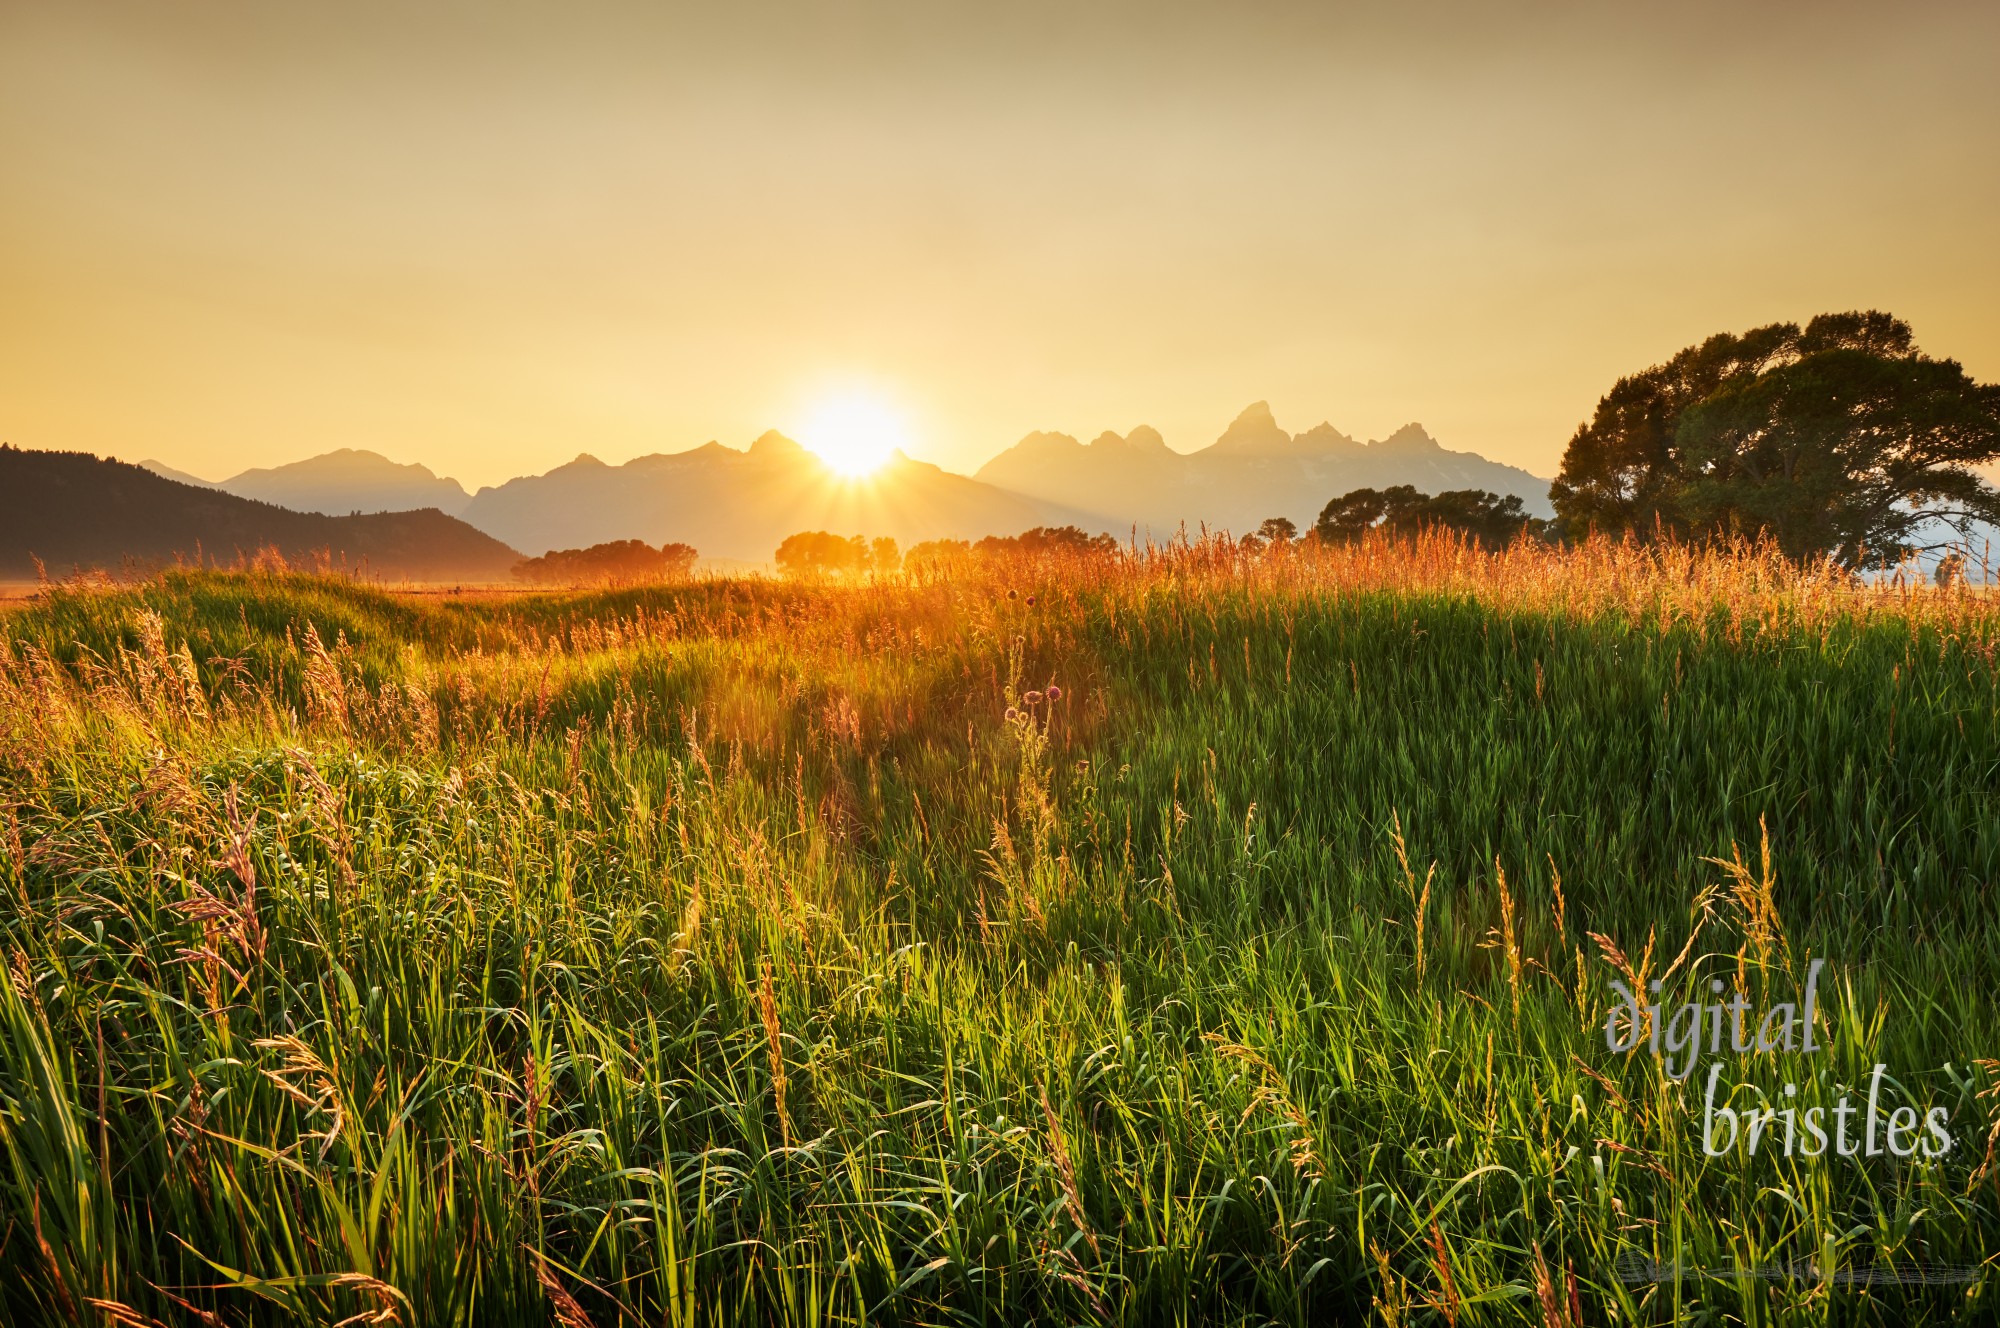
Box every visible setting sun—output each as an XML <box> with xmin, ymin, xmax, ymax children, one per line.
<box><xmin>795</xmin><ymin>391</ymin><xmax>906</xmax><ymax>477</ymax></box>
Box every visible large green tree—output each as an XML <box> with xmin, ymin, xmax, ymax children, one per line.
<box><xmin>1550</xmin><ymin>311</ymin><xmax>2000</xmax><ymax>562</ymax></box>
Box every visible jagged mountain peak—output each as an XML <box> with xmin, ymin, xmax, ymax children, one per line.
<box><xmin>1084</xmin><ymin>425</ymin><xmax>1172</xmax><ymax>454</ymax></box>
<box><xmin>1012</xmin><ymin>430</ymin><xmax>1084</xmax><ymax>452</ymax></box>
<box><xmin>1294</xmin><ymin>422</ymin><xmax>1361</xmax><ymax>452</ymax></box>
<box><xmin>972</xmin><ymin>404</ymin><xmax>1552</xmax><ymax>535</ymax></box>
<box><xmin>1209</xmin><ymin>401</ymin><xmax>1293</xmax><ymax>454</ymax></box>
<box><xmin>179</xmin><ymin>446</ymin><xmax>476</xmax><ymax>516</ymax></box>
<box><xmin>1230</xmin><ymin>400</ymin><xmax>1278</xmax><ymax>430</ymax></box>
<box><xmin>748</xmin><ymin>430</ymin><xmax>807</xmax><ymax>459</ymax></box>
<box><xmin>1373</xmin><ymin>423</ymin><xmax>1440</xmax><ymax>451</ymax></box>
<box><xmin>457</xmin><ymin>429</ymin><xmax>1111</xmax><ymax>563</ymax></box>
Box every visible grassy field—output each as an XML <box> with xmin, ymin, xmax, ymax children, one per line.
<box><xmin>1</xmin><ymin>535</ymin><xmax>1997</xmax><ymax>1325</ymax></box>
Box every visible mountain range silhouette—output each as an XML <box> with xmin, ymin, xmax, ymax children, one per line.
<box><xmin>456</xmin><ymin>431</ymin><xmax>1106</xmax><ymax>565</ymax></box>
<box><xmin>79</xmin><ymin>402</ymin><xmax>1556</xmax><ymax>571</ymax></box>
<box><xmin>141</xmin><ymin>448</ymin><xmax>474</xmax><ymax>517</ymax></box>
<box><xmin>975</xmin><ymin>402</ymin><xmax>1551</xmax><ymax>539</ymax></box>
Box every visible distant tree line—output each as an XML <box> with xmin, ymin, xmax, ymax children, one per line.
<box><xmin>512</xmin><ymin>539</ymin><xmax>698</xmax><ymax>584</ymax></box>
<box><xmin>778</xmin><ymin>526</ymin><xmax>1120</xmax><ymax>577</ymax></box>
<box><xmin>1223</xmin><ymin>493</ymin><xmax>1545</xmax><ymax>553</ymax></box>
<box><xmin>774</xmin><ymin>532</ymin><xmax>904</xmax><ymax>576</ymax></box>
<box><xmin>1306</xmin><ymin>487</ymin><xmax>1545</xmax><ymax>549</ymax></box>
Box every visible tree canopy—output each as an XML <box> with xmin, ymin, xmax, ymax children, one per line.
<box><xmin>1240</xmin><ymin>516</ymin><xmax>1298</xmax><ymax>551</ymax></box>
<box><xmin>1550</xmin><ymin>311</ymin><xmax>2000</xmax><ymax>562</ymax></box>
<box><xmin>1313</xmin><ymin>486</ymin><xmax>1543</xmax><ymax>548</ymax></box>
<box><xmin>774</xmin><ymin>532</ymin><xmax>901</xmax><ymax>577</ymax></box>
<box><xmin>512</xmin><ymin>538</ymin><xmax>697</xmax><ymax>584</ymax></box>
<box><xmin>777</xmin><ymin>532</ymin><xmax>861</xmax><ymax>576</ymax></box>
<box><xmin>973</xmin><ymin>525</ymin><xmax>1118</xmax><ymax>558</ymax></box>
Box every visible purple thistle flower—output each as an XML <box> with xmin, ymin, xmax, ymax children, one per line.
<box><xmin>1046</xmin><ymin>684</ymin><xmax>1063</xmax><ymax>701</ymax></box>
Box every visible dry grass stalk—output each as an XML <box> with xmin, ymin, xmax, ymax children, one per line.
<box><xmin>1427</xmin><ymin>1222</ymin><xmax>1461</xmax><ymax>1327</ymax></box>
<box><xmin>1046</xmin><ymin>1244</ymin><xmax>1111</xmax><ymax>1317</ymax></box>
<box><xmin>1530</xmin><ymin>1240</ymin><xmax>1582</xmax><ymax>1328</ymax></box>
<box><xmin>1656</xmin><ymin>884</ymin><xmax>1720</xmax><ymax>990</ymax></box>
<box><xmin>285</xmin><ymin>749</ymin><xmax>358</xmax><ymax>898</ymax></box>
<box><xmin>325</xmin><ymin>1272</ymin><xmax>406</xmax><ymax>1327</ymax></box>
<box><xmin>1569</xmin><ymin>1053</ymin><xmax>1631</xmax><ymax>1114</ymax></box>
<box><xmin>85</xmin><ymin>1296</ymin><xmax>177</xmax><ymax>1328</ymax></box>
<box><xmin>1970</xmin><ymin>1058</ymin><xmax>2000</xmax><ymax>1201</ymax></box>
<box><xmin>1039</xmin><ymin>1083</ymin><xmax>1100</xmax><ymax>1259</ymax></box>
<box><xmin>1497</xmin><ymin>861</ymin><xmax>1522</xmax><ymax>1023</ymax></box>
<box><xmin>1371</xmin><ymin>1240</ymin><xmax>1410</xmax><ymax>1327</ymax></box>
<box><xmin>165</xmin><ymin>786</ymin><xmax>266</xmax><ymax>1009</ymax></box>
<box><xmin>1705</xmin><ymin>815</ymin><xmax>1793</xmax><ymax>981</ymax></box>
<box><xmin>1203</xmin><ymin>1033</ymin><xmax>1327</xmax><ymax>1182</ymax></box>
<box><xmin>1587</xmin><ymin>927</ymin><xmax>1656</xmax><ymax>1048</ymax></box>
<box><xmin>251</xmin><ymin>1034</ymin><xmax>348</xmax><ymax>1161</ymax></box>
<box><xmin>669</xmin><ymin>882</ymin><xmax>703</xmax><ymax>974</ymax></box>
<box><xmin>1389</xmin><ymin>813</ymin><xmax>1433</xmax><ymax>981</ymax></box>
<box><xmin>526</xmin><ymin>1247</ymin><xmax>596</xmax><ymax>1328</ymax></box>
<box><xmin>756</xmin><ymin>957</ymin><xmax>793</xmax><ymax>1147</ymax></box>
<box><xmin>1548</xmin><ymin>855</ymin><xmax>1567</xmax><ymax>950</ymax></box>
<box><xmin>31</xmin><ymin>1192</ymin><xmax>79</xmax><ymax>1324</ymax></box>
<box><xmin>300</xmin><ymin>622</ymin><xmax>349</xmax><ymax>735</ymax></box>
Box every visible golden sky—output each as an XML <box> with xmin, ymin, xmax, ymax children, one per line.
<box><xmin>3</xmin><ymin>1</ymin><xmax>1996</xmax><ymax>489</ymax></box>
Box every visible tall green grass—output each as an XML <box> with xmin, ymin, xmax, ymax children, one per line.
<box><xmin>1</xmin><ymin>542</ymin><xmax>1996</xmax><ymax>1325</ymax></box>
